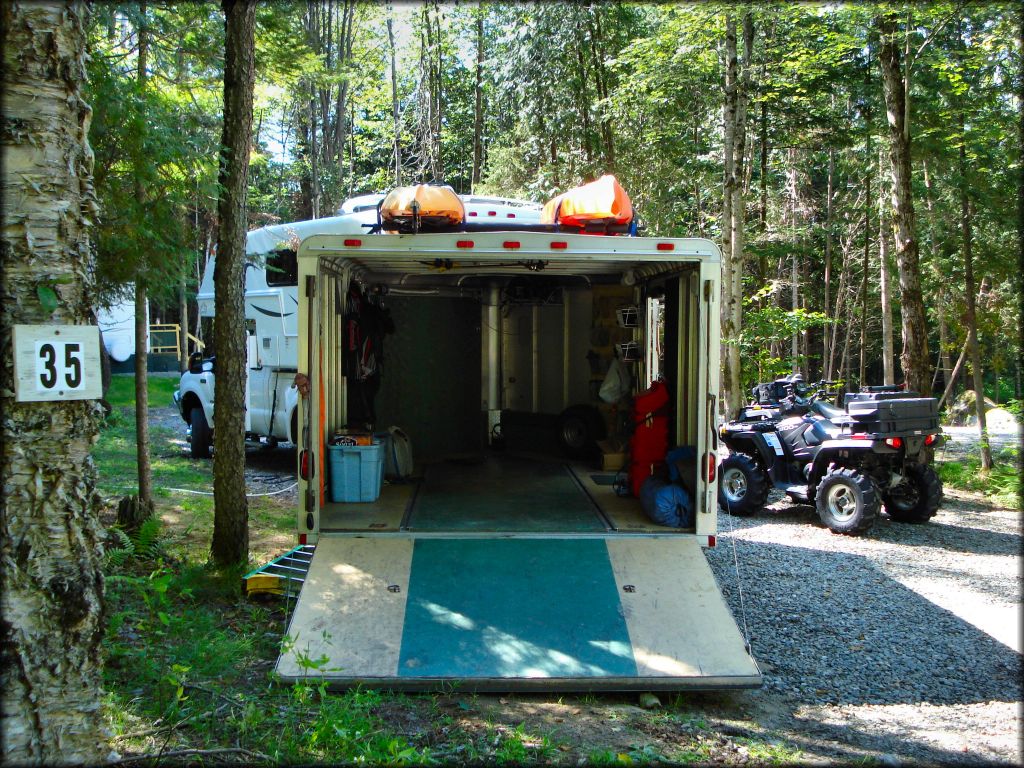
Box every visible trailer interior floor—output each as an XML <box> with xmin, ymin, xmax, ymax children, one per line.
<box><xmin>318</xmin><ymin>452</ymin><xmax>693</xmax><ymax>535</ymax></box>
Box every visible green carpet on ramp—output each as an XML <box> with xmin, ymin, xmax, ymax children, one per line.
<box><xmin>407</xmin><ymin>455</ymin><xmax>606</xmax><ymax>532</ymax></box>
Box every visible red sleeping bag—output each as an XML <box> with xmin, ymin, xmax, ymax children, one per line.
<box><xmin>629</xmin><ymin>381</ymin><xmax>670</xmax><ymax>497</ymax></box>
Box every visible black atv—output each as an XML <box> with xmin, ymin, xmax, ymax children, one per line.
<box><xmin>718</xmin><ymin>380</ymin><xmax>944</xmax><ymax>535</ymax></box>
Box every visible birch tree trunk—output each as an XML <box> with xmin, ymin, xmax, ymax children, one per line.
<box><xmin>879</xmin><ymin>150</ymin><xmax>895</xmax><ymax>385</ymax></box>
<box><xmin>211</xmin><ymin>0</ymin><xmax>256</xmax><ymax>566</ymax></box>
<box><xmin>1</xmin><ymin>2</ymin><xmax>109</xmax><ymax>762</ymax></box>
<box><xmin>387</xmin><ymin>12</ymin><xmax>401</xmax><ymax>185</ymax></box>
<box><xmin>960</xmin><ymin>114</ymin><xmax>992</xmax><ymax>469</ymax></box>
<box><xmin>719</xmin><ymin>13</ymin><xmax>751</xmax><ymax>418</ymax></box>
<box><xmin>132</xmin><ymin>2</ymin><xmax>153</xmax><ymax>517</ymax></box>
<box><xmin>877</xmin><ymin>12</ymin><xmax>932</xmax><ymax>395</ymax></box>
<box><xmin>471</xmin><ymin>13</ymin><xmax>484</xmax><ymax>189</ymax></box>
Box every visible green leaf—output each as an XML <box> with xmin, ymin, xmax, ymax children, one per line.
<box><xmin>36</xmin><ymin>285</ymin><xmax>58</xmax><ymax>313</ymax></box>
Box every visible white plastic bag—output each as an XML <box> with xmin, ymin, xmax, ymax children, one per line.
<box><xmin>386</xmin><ymin>426</ymin><xmax>414</xmax><ymax>478</ymax></box>
<box><xmin>599</xmin><ymin>356</ymin><xmax>632</xmax><ymax>403</ymax></box>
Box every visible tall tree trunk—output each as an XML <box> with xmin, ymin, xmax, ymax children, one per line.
<box><xmin>387</xmin><ymin>12</ymin><xmax>401</xmax><ymax>185</ymax></box>
<box><xmin>960</xmin><ymin>113</ymin><xmax>992</xmax><ymax>469</ymax></box>
<box><xmin>823</xmin><ymin>146</ymin><xmax>834</xmax><ymax>377</ymax></box>
<box><xmin>133</xmin><ymin>2</ymin><xmax>153</xmax><ymax>514</ymax></box>
<box><xmin>729</xmin><ymin>13</ymin><xmax>753</xmax><ymax>387</ymax></box>
<box><xmin>178</xmin><ymin>276</ymin><xmax>189</xmax><ymax>372</ymax></box>
<box><xmin>719</xmin><ymin>14</ymin><xmax>740</xmax><ymax>417</ymax></box>
<box><xmin>212</xmin><ymin>0</ymin><xmax>256</xmax><ymax>567</ymax></box>
<box><xmin>471</xmin><ymin>13</ymin><xmax>484</xmax><ymax>188</ymax></box>
<box><xmin>878</xmin><ymin>150</ymin><xmax>895</xmax><ymax>385</ymax></box>
<box><xmin>1</xmin><ymin>2</ymin><xmax>108</xmax><ymax>762</ymax></box>
<box><xmin>877</xmin><ymin>12</ymin><xmax>931</xmax><ymax>394</ymax></box>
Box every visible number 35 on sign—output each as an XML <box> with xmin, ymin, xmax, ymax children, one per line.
<box><xmin>13</xmin><ymin>325</ymin><xmax>102</xmax><ymax>402</ymax></box>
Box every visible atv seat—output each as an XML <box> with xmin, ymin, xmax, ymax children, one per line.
<box><xmin>812</xmin><ymin>400</ymin><xmax>849</xmax><ymax>423</ymax></box>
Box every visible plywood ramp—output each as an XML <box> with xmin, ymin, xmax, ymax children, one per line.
<box><xmin>277</xmin><ymin>535</ymin><xmax>760</xmax><ymax>691</ymax></box>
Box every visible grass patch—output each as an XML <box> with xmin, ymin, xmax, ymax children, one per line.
<box><xmin>106</xmin><ymin>373</ymin><xmax>180</xmax><ymax>409</ymax></box>
<box><xmin>937</xmin><ymin>447</ymin><xmax>1021</xmax><ymax>509</ymax></box>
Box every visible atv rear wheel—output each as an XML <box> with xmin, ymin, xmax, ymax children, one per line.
<box><xmin>883</xmin><ymin>464</ymin><xmax>943</xmax><ymax>523</ymax></box>
<box><xmin>815</xmin><ymin>468</ymin><xmax>878</xmax><ymax>535</ymax></box>
<box><xmin>718</xmin><ymin>453</ymin><xmax>769</xmax><ymax>516</ymax></box>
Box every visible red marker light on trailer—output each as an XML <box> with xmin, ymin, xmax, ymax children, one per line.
<box><xmin>456</xmin><ymin>240</ymin><xmax>474</xmax><ymax>249</ymax></box>
<box><xmin>343</xmin><ymin>239</ymin><xmax>362</xmax><ymax>247</ymax></box>
<box><xmin>487</xmin><ymin>210</ymin><xmax>497</xmax><ymax>216</ymax></box>
<box><xmin>703</xmin><ymin>452</ymin><xmax>716</xmax><ymax>483</ymax></box>
<box><xmin>300</xmin><ymin>450</ymin><xmax>313</xmax><ymax>480</ymax></box>
<box><xmin>503</xmin><ymin>241</ymin><xmax>521</xmax><ymax>249</ymax></box>
<box><xmin>708</xmin><ymin>535</ymin><xmax>716</xmax><ymax>548</ymax></box>
<box><xmin>507</xmin><ymin>213</ymin><xmax>516</xmax><ymax>218</ymax></box>
<box><xmin>884</xmin><ymin>437</ymin><xmax>903</xmax><ymax>449</ymax></box>
<box><xmin>468</xmin><ymin>211</ymin><xmax>478</xmax><ymax>217</ymax></box>
<box><xmin>550</xmin><ymin>241</ymin><xmax>568</xmax><ymax>250</ymax></box>
<box><xmin>298</xmin><ymin>533</ymin><xmax>307</xmax><ymax>545</ymax></box>
<box><xmin>657</xmin><ymin>242</ymin><xmax>675</xmax><ymax>251</ymax></box>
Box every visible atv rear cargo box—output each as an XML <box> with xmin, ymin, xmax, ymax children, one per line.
<box><xmin>845</xmin><ymin>397</ymin><xmax>939</xmax><ymax>435</ymax></box>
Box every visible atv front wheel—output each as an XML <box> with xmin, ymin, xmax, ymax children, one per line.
<box><xmin>718</xmin><ymin>453</ymin><xmax>769</xmax><ymax>516</ymax></box>
<box><xmin>883</xmin><ymin>464</ymin><xmax>943</xmax><ymax>523</ymax></box>
<box><xmin>815</xmin><ymin>468</ymin><xmax>879</xmax><ymax>535</ymax></box>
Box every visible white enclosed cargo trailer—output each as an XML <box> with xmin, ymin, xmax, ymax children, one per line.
<box><xmin>277</xmin><ymin>224</ymin><xmax>761</xmax><ymax>692</ymax></box>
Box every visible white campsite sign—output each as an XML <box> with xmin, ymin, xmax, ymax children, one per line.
<box><xmin>12</xmin><ymin>325</ymin><xmax>102</xmax><ymax>402</ymax></box>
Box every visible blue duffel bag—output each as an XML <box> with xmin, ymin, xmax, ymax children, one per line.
<box><xmin>639</xmin><ymin>475</ymin><xmax>693</xmax><ymax>528</ymax></box>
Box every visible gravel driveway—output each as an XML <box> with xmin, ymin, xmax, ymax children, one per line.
<box><xmin>706</xmin><ymin>486</ymin><xmax>1022</xmax><ymax>765</ymax></box>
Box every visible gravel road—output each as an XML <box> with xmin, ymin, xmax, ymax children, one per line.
<box><xmin>706</xmin><ymin>485</ymin><xmax>1022</xmax><ymax>765</ymax></box>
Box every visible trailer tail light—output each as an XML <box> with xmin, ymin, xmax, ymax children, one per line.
<box><xmin>300</xmin><ymin>449</ymin><xmax>313</xmax><ymax>480</ymax></box>
<box><xmin>707</xmin><ymin>535</ymin><xmax>716</xmax><ymax>548</ymax></box>
<box><xmin>298</xmin><ymin>533</ymin><xmax>307</xmax><ymax>545</ymax></box>
<box><xmin>656</xmin><ymin>242</ymin><xmax>675</xmax><ymax>251</ymax></box>
<box><xmin>456</xmin><ymin>240</ymin><xmax>474</xmax><ymax>249</ymax></box>
<box><xmin>884</xmin><ymin>437</ymin><xmax>903</xmax><ymax>449</ymax></box>
<box><xmin>503</xmin><ymin>241</ymin><xmax>521</xmax><ymax>249</ymax></box>
<box><xmin>343</xmin><ymin>239</ymin><xmax>362</xmax><ymax>247</ymax></box>
<box><xmin>550</xmin><ymin>241</ymin><xmax>568</xmax><ymax>250</ymax></box>
<box><xmin>924</xmin><ymin>434</ymin><xmax>938</xmax><ymax>446</ymax></box>
<box><xmin>703</xmin><ymin>452</ymin><xmax>716</xmax><ymax>483</ymax></box>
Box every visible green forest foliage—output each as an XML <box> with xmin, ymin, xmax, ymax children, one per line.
<box><xmin>84</xmin><ymin>2</ymin><xmax>1020</xmax><ymax>398</ymax></box>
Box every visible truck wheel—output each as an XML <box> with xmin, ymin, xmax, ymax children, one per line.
<box><xmin>190</xmin><ymin>406</ymin><xmax>212</xmax><ymax>459</ymax></box>
<box><xmin>557</xmin><ymin>405</ymin><xmax>605</xmax><ymax>458</ymax></box>
<box><xmin>815</xmin><ymin>468</ymin><xmax>878</xmax><ymax>535</ymax></box>
<box><xmin>718</xmin><ymin>453</ymin><xmax>769</xmax><ymax>516</ymax></box>
<box><xmin>883</xmin><ymin>464</ymin><xmax>943</xmax><ymax>523</ymax></box>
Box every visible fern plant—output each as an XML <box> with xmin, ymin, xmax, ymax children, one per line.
<box><xmin>105</xmin><ymin>517</ymin><xmax>165</xmax><ymax>567</ymax></box>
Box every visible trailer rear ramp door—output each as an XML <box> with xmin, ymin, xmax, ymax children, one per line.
<box><xmin>276</xmin><ymin>536</ymin><xmax>761</xmax><ymax>691</ymax></box>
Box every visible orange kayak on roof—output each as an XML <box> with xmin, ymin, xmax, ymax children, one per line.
<box><xmin>541</xmin><ymin>175</ymin><xmax>633</xmax><ymax>228</ymax></box>
<box><xmin>379</xmin><ymin>184</ymin><xmax>465</xmax><ymax>231</ymax></box>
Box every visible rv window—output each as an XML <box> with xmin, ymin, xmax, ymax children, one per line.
<box><xmin>266</xmin><ymin>249</ymin><xmax>298</xmax><ymax>287</ymax></box>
